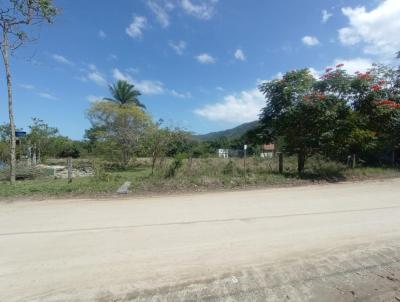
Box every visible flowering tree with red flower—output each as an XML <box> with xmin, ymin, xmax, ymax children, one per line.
<box><xmin>259</xmin><ymin>62</ymin><xmax>400</xmax><ymax>168</ymax></box>
<box><xmin>259</xmin><ymin>69</ymin><xmax>352</xmax><ymax>172</ymax></box>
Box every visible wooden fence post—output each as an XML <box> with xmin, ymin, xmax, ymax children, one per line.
<box><xmin>392</xmin><ymin>150</ymin><xmax>396</xmax><ymax>167</ymax></box>
<box><xmin>351</xmin><ymin>154</ymin><xmax>356</xmax><ymax>169</ymax></box>
<box><xmin>278</xmin><ymin>152</ymin><xmax>283</xmax><ymax>174</ymax></box>
<box><xmin>67</xmin><ymin>157</ymin><xmax>73</xmax><ymax>183</ymax></box>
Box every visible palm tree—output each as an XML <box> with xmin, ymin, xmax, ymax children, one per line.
<box><xmin>104</xmin><ymin>80</ymin><xmax>146</xmax><ymax>109</ymax></box>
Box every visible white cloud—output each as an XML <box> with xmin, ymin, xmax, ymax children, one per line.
<box><xmin>126</xmin><ymin>16</ymin><xmax>147</xmax><ymax>39</ymax></box>
<box><xmin>136</xmin><ymin>80</ymin><xmax>165</xmax><ymax>95</ymax></box>
<box><xmin>308</xmin><ymin>68</ymin><xmax>320</xmax><ymax>79</ymax></box>
<box><xmin>52</xmin><ymin>54</ymin><xmax>73</xmax><ymax>66</ymax></box>
<box><xmin>234</xmin><ymin>49</ymin><xmax>246</xmax><ymax>61</ymax></box>
<box><xmin>331</xmin><ymin>58</ymin><xmax>373</xmax><ymax>74</ymax></box>
<box><xmin>87</xmin><ymin>64</ymin><xmax>108</xmax><ymax>87</ymax></box>
<box><xmin>274</xmin><ymin>72</ymin><xmax>284</xmax><ymax>80</ymax></box>
<box><xmin>19</xmin><ymin>83</ymin><xmax>35</xmax><ymax>89</ymax></box>
<box><xmin>112</xmin><ymin>68</ymin><xmax>164</xmax><ymax>95</ymax></box>
<box><xmin>180</xmin><ymin>0</ymin><xmax>218</xmax><ymax>20</ymax></box>
<box><xmin>302</xmin><ymin>36</ymin><xmax>320</xmax><ymax>46</ymax></box>
<box><xmin>194</xmin><ymin>88</ymin><xmax>264</xmax><ymax>123</ymax></box>
<box><xmin>338</xmin><ymin>0</ymin><xmax>400</xmax><ymax>60</ymax></box>
<box><xmin>147</xmin><ymin>0</ymin><xmax>172</xmax><ymax>28</ymax></box>
<box><xmin>113</xmin><ymin>68</ymin><xmax>130</xmax><ymax>82</ymax></box>
<box><xmin>98</xmin><ymin>30</ymin><xmax>106</xmax><ymax>39</ymax></box>
<box><xmin>86</xmin><ymin>95</ymin><xmax>103</xmax><ymax>103</ymax></box>
<box><xmin>170</xmin><ymin>89</ymin><xmax>191</xmax><ymax>98</ymax></box>
<box><xmin>216</xmin><ymin>86</ymin><xmax>224</xmax><ymax>92</ymax></box>
<box><xmin>322</xmin><ymin>10</ymin><xmax>333</xmax><ymax>23</ymax></box>
<box><xmin>38</xmin><ymin>92</ymin><xmax>58</xmax><ymax>100</ymax></box>
<box><xmin>196</xmin><ymin>53</ymin><xmax>216</xmax><ymax>64</ymax></box>
<box><xmin>169</xmin><ymin>40</ymin><xmax>187</xmax><ymax>55</ymax></box>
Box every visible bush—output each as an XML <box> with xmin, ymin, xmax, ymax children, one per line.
<box><xmin>165</xmin><ymin>153</ymin><xmax>185</xmax><ymax>178</ymax></box>
<box><xmin>222</xmin><ymin>160</ymin><xmax>236</xmax><ymax>175</ymax></box>
<box><xmin>58</xmin><ymin>143</ymin><xmax>80</xmax><ymax>158</ymax></box>
<box><xmin>92</xmin><ymin>160</ymin><xmax>113</xmax><ymax>182</ymax></box>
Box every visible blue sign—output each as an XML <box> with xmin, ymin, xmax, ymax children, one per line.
<box><xmin>15</xmin><ymin>131</ymin><xmax>27</xmax><ymax>137</ymax></box>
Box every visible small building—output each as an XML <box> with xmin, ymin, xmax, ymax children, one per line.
<box><xmin>260</xmin><ymin>143</ymin><xmax>276</xmax><ymax>158</ymax></box>
<box><xmin>218</xmin><ymin>149</ymin><xmax>229</xmax><ymax>158</ymax></box>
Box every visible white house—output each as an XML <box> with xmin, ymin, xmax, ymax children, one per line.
<box><xmin>218</xmin><ymin>149</ymin><xmax>229</xmax><ymax>158</ymax></box>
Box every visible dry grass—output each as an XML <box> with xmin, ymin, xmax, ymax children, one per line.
<box><xmin>1</xmin><ymin>155</ymin><xmax>399</xmax><ymax>200</ymax></box>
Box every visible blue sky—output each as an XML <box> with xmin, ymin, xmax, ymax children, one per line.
<box><xmin>1</xmin><ymin>0</ymin><xmax>399</xmax><ymax>139</ymax></box>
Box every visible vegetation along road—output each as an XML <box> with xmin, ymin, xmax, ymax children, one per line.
<box><xmin>1</xmin><ymin>179</ymin><xmax>400</xmax><ymax>301</ymax></box>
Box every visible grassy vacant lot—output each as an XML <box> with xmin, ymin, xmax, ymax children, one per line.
<box><xmin>1</xmin><ymin>156</ymin><xmax>399</xmax><ymax>200</ymax></box>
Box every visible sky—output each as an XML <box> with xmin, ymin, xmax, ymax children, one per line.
<box><xmin>1</xmin><ymin>0</ymin><xmax>400</xmax><ymax>139</ymax></box>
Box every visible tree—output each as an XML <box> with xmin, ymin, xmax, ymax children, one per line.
<box><xmin>87</xmin><ymin>100</ymin><xmax>152</xmax><ymax>166</ymax></box>
<box><xmin>104</xmin><ymin>80</ymin><xmax>146</xmax><ymax>109</ymax></box>
<box><xmin>27</xmin><ymin>118</ymin><xmax>58</xmax><ymax>163</ymax></box>
<box><xmin>0</xmin><ymin>0</ymin><xmax>58</xmax><ymax>183</ymax></box>
<box><xmin>144</xmin><ymin>121</ymin><xmax>174</xmax><ymax>175</ymax></box>
<box><xmin>83</xmin><ymin>125</ymin><xmax>106</xmax><ymax>154</ymax></box>
<box><xmin>260</xmin><ymin>69</ymin><xmax>314</xmax><ymax>172</ymax></box>
<box><xmin>349</xmin><ymin>64</ymin><xmax>400</xmax><ymax>164</ymax></box>
<box><xmin>259</xmin><ymin>68</ymin><xmax>353</xmax><ymax>172</ymax></box>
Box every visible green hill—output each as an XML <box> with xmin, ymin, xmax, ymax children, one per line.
<box><xmin>196</xmin><ymin>121</ymin><xmax>259</xmax><ymax>141</ymax></box>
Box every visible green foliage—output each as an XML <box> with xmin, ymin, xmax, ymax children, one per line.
<box><xmin>27</xmin><ymin>117</ymin><xmax>59</xmax><ymax>158</ymax></box>
<box><xmin>104</xmin><ymin>80</ymin><xmax>145</xmax><ymax>108</ymax></box>
<box><xmin>57</xmin><ymin>142</ymin><xmax>80</xmax><ymax>158</ymax></box>
<box><xmin>45</xmin><ymin>136</ymin><xmax>81</xmax><ymax>158</ymax></box>
<box><xmin>87</xmin><ymin>99</ymin><xmax>152</xmax><ymax>165</ymax></box>
<box><xmin>165</xmin><ymin>153</ymin><xmax>185</xmax><ymax>178</ymax></box>
<box><xmin>259</xmin><ymin>64</ymin><xmax>400</xmax><ymax>170</ymax></box>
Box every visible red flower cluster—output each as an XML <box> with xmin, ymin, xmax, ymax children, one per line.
<box><xmin>356</xmin><ymin>71</ymin><xmax>371</xmax><ymax>80</ymax></box>
<box><xmin>370</xmin><ymin>84</ymin><xmax>382</xmax><ymax>91</ymax></box>
<box><xmin>376</xmin><ymin>100</ymin><xmax>400</xmax><ymax>109</ymax></box>
<box><xmin>336</xmin><ymin>63</ymin><xmax>344</xmax><ymax>68</ymax></box>
<box><xmin>325</xmin><ymin>67</ymin><xmax>333</xmax><ymax>73</ymax></box>
<box><xmin>322</xmin><ymin>70</ymin><xmax>342</xmax><ymax>79</ymax></box>
<box><xmin>315</xmin><ymin>92</ymin><xmax>326</xmax><ymax>101</ymax></box>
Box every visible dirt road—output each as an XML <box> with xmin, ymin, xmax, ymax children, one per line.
<box><xmin>1</xmin><ymin>179</ymin><xmax>400</xmax><ymax>301</ymax></box>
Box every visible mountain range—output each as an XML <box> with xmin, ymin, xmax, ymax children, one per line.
<box><xmin>195</xmin><ymin>121</ymin><xmax>259</xmax><ymax>141</ymax></box>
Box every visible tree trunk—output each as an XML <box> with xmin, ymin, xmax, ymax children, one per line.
<box><xmin>392</xmin><ymin>150</ymin><xmax>396</xmax><ymax>167</ymax></box>
<box><xmin>151</xmin><ymin>150</ymin><xmax>157</xmax><ymax>175</ymax></box>
<box><xmin>1</xmin><ymin>27</ymin><xmax>16</xmax><ymax>184</ymax></box>
<box><xmin>32</xmin><ymin>144</ymin><xmax>37</xmax><ymax>166</ymax></box>
<box><xmin>297</xmin><ymin>151</ymin><xmax>305</xmax><ymax>173</ymax></box>
<box><xmin>122</xmin><ymin>148</ymin><xmax>129</xmax><ymax>167</ymax></box>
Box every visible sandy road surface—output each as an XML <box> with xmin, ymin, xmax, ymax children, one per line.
<box><xmin>1</xmin><ymin>179</ymin><xmax>400</xmax><ymax>301</ymax></box>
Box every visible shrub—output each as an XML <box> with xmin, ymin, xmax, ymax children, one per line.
<box><xmin>222</xmin><ymin>160</ymin><xmax>236</xmax><ymax>175</ymax></box>
<box><xmin>165</xmin><ymin>153</ymin><xmax>185</xmax><ymax>178</ymax></box>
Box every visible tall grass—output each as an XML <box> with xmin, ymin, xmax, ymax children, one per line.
<box><xmin>0</xmin><ymin>155</ymin><xmax>399</xmax><ymax>199</ymax></box>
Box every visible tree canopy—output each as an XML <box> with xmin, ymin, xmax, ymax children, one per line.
<box><xmin>104</xmin><ymin>80</ymin><xmax>146</xmax><ymax>108</ymax></box>
<box><xmin>259</xmin><ymin>64</ymin><xmax>400</xmax><ymax>172</ymax></box>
